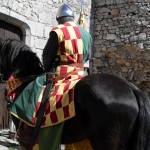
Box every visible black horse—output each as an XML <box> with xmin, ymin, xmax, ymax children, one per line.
<box><xmin>0</xmin><ymin>39</ymin><xmax>150</xmax><ymax>150</ymax></box>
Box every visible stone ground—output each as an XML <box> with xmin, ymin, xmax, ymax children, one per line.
<box><xmin>0</xmin><ymin>130</ymin><xmax>65</xmax><ymax>150</ymax></box>
<box><xmin>0</xmin><ymin>130</ymin><xmax>21</xmax><ymax>150</ymax></box>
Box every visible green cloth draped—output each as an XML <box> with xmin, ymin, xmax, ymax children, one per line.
<box><xmin>39</xmin><ymin>123</ymin><xmax>64</xmax><ymax>150</ymax></box>
<box><xmin>11</xmin><ymin>74</ymin><xmax>46</xmax><ymax>125</ymax></box>
<box><xmin>11</xmin><ymin>74</ymin><xmax>64</xmax><ymax>150</ymax></box>
<box><xmin>77</xmin><ymin>24</ymin><xmax>92</xmax><ymax>63</ymax></box>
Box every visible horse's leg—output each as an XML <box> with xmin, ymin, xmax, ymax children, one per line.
<box><xmin>61</xmin><ymin>116</ymin><xmax>87</xmax><ymax>144</ymax></box>
<box><xmin>8</xmin><ymin>115</ymin><xmax>16</xmax><ymax>139</ymax></box>
<box><xmin>11</xmin><ymin>115</ymin><xmax>19</xmax><ymax>130</ymax></box>
<box><xmin>74</xmin><ymin>75</ymin><xmax>139</xmax><ymax>150</ymax></box>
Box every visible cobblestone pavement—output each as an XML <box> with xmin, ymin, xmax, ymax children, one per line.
<box><xmin>0</xmin><ymin>130</ymin><xmax>65</xmax><ymax>150</ymax></box>
<box><xmin>0</xmin><ymin>130</ymin><xmax>21</xmax><ymax>150</ymax></box>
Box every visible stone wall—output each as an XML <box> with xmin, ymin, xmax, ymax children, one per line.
<box><xmin>0</xmin><ymin>0</ymin><xmax>93</xmax><ymax>59</ymax></box>
<box><xmin>93</xmin><ymin>0</ymin><xmax>150</xmax><ymax>62</ymax></box>
<box><xmin>92</xmin><ymin>0</ymin><xmax>150</xmax><ymax>96</ymax></box>
<box><xmin>98</xmin><ymin>45</ymin><xmax>150</xmax><ymax>96</ymax></box>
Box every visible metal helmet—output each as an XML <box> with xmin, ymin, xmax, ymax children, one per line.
<box><xmin>56</xmin><ymin>4</ymin><xmax>74</xmax><ymax>19</ymax></box>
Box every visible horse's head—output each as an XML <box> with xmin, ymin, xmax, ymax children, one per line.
<box><xmin>0</xmin><ymin>39</ymin><xmax>44</xmax><ymax>80</ymax></box>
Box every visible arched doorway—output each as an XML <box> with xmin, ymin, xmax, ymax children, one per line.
<box><xmin>0</xmin><ymin>20</ymin><xmax>23</xmax><ymax>130</ymax></box>
<box><xmin>0</xmin><ymin>20</ymin><xmax>23</xmax><ymax>40</ymax></box>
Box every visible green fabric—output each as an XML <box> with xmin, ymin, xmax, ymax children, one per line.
<box><xmin>11</xmin><ymin>74</ymin><xmax>46</xmax><ymax>125</ymax></box>
<box><xmin>77</xmin><ymin>24</ymin><xmax>92</xmax><ymax>63</ymax></box>
<box><xmin>39</xmin><ymin>123</ymin><xmax>64</xmax><ymax>150</ymax></box>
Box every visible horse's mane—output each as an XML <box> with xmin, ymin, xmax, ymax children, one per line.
<box><xmin>0</xmin><ymin>39</ymin><xmax>44</xmax><ymax>79</ymax></box>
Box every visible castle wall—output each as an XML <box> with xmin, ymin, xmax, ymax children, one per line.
<box><xmin>0</xmin><ymin>0</ymin><xmax>93</xmax><ymax>59</ymax></box>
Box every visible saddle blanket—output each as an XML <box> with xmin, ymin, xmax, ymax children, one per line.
<box><xmin>10</xmin><ymin>66</ymin><xmax>85</xmax><ymax>127</ymax></box>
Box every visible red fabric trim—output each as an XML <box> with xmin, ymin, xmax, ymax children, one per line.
<box><xmin>50</xmin><ymin>111</ymin><xmax>58</xmax><ymax>123</ymax></box>
<box><xmin>64</xmin><ymin>22</ymin><xmax>72</xmax><ymax>26</ymax></box>
<box><xmin>60</xmin><ymin>66</ymin><xmax>68</xmax><ymax>76</ymax></box>
<box><xmin>63</xmin><ymin>82</ymin><xmax>70</xmax><ymax>92</ymax></box>
<box><xmin>73</xmin><ymin>26</ymin><xmax>82</xmax><ymax>39</ymax></box>
<box><xmin>68</xmin><ymin>89</ymin><xmax>73</xmax><ymax>103</ymax></box>
<box><xmin>61</xmin><ymin>27</ymin><xmax>71</xmax><ymax>40</ymax></box>
<box><xmin>67</xmin><ymin>55</ymin><xmax>75</xmax><ymax>63</ymax></box>
<box><xmin>77</xmin><ymin>54</ymin><xmax>82</xmax><ymax>63</ymax></box>
<box><xmin>56</xmin><ymin>95</ymin><xmax>63</xmax><ymax>109</ymax></box>
<box><xmin>71</xmin><ymin>39</ymin><xmax>78</xmax><ymax>54</ymax></box>
<box><xmin>51</xmin><ymin>85</ymin><xmax>59</xmax><ymax>96</ymax></box>
<box><xmin>35</xmin><ymin>102</ymin><xmax>41</xmax><ymax>117</ymax></box>
<box><xmin>45</xmin><ymin>103</ymin><xmax>50</xmax><ymax>115</ymax></box>
<box><xmin>63</xmin><ymin>105</ymin><xmax>70</xmax><ymax>118</ymax></box>
<box><xmin>60</xmin><ymin>41</ymin><xmax>65</xmax><ymax>55</ymax></box>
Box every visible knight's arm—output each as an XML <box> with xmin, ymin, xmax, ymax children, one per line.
<box><xmin>42</xmin><ymin>31</ymin><xmax>59</xmax><ymax>72</ymax></box>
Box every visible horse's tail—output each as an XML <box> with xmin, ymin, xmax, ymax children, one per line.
<box><xmin>126</xmin><ymin>88</ymin><xmax>150</xmax><ymax>150</ymax></box>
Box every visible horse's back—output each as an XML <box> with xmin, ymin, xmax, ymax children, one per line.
<box><xmin>73</xmin><ymin>73</ymin><xmax>139</xmax><ymax>150</ymax></box>
<box><xmin>75</xmin><ymin>73</ymin><xmax>139</xmax><ymax>112</ymax></box>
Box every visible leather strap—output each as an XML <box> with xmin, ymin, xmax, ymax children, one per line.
<box><xmin>30</xmin><ymin>75</ymin><xmax>53</xmax><ymax>145</ymax></box>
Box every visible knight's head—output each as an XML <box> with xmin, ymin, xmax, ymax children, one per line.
<box><xmin>56</xmin><ymin>3</ymin><xmax>74</xmax><ymax>24</ymax></box>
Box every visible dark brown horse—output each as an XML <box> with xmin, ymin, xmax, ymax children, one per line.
<box><xmin>0</xmin><ymin>39</ymin><xmax>150</xmax><ymax>150</ymax></box>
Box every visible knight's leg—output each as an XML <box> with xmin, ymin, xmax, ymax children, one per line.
<box><xmin>38</xmin><ymin>122</ymin><xmax>64</xmax><ymax>150</ymax></box>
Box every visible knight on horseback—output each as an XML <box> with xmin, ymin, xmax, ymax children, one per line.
<box><xmin>41</xmin><ymin>3</ymin><xmax>92</xmax><ymax>150</ymax></box>
<box><xmin>1</xmin><ymin>2</ymin><xmax>150</xmax><ymax>150</ymax></box>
